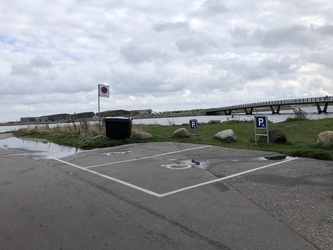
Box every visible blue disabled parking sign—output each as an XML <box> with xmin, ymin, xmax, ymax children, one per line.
<box><xmin>189</xmin><ymin>119</ymin><xmax>199</xmax><ymax>139</ymax></box>
<box><xmin>255</xmin><ymin>116</ymin><xmax>267</xmax><ymax>128</ymax></box>
<box><xmin>254</xmin><ymin>116</ymin><xmax>269</xmax><ymax>144</ymax></box>
<box><xmin>189</xmin><ymin>119</ymin><xmax>198</xmax><ymax>130</ymax></box>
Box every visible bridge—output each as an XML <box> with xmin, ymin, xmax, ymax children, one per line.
<box><xmin>205</xmin><ymin>96</ymin><xmax>333</xmax><ymax>115</ymax></box>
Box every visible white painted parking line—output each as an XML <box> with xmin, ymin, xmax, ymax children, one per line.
<box><xmin>158</xmin><ymin>157</ymin><xmax>298</xmax><ymax>197</ymax></box>
<box><xmin>51</xmin><ymin>155</ymin><xmax>298</xmax><ymax>198</ymax></box>
<box><xmin>85</xmin><ymin>145</ymin><xmax>212</xmax><ymax>169</ymax></box>
<box><xmin>51</xmin><ymin>157</ymin><xmax>162</xmax><ymax>197</ymax></box>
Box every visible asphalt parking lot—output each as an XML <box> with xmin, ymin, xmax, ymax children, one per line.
<box><xmin>1</xmin><ymin>135</ymin><xmax>332</xmax><ymax>249</ymax></box>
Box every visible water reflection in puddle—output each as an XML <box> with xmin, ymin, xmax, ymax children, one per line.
<box><xmin>174</xmin><ymin>155</ymin><xmax>288</xmax><ymax>171</ymax></box>
<box><xmin>0</xmin><ymin>137</ymin><xmax>82</xmax><ymax>159</ymax></box>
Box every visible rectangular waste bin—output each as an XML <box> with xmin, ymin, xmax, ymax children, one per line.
<box><xmin>104</xmin><ymin>117</ymin><xmax>132</xmax><ymax>139</ymax></box>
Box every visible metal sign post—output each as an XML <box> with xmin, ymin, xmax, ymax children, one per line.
<box><xmin>189</xmin><ymin>119</ymin><xmax>199</xmax><ymax>140</ymax></box>
<box><xmin>254</xmin><ymin>116</ymin><xmax>269</xmax><ymax>144</ymax></box>
<box><xmin>98</xmin><ymin>84</ymin><xmax>110</xmax><ymax>139</ymax></box>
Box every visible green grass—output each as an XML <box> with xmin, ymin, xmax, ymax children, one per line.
<box><xmin>12</xmin><ymin>118</ymin><xmax>333</xmax><ymax>161</ymax></box>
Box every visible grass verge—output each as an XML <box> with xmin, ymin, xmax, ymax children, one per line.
<box><xmin>12</xmin><ymin>118</ymin><xmax>333</xmax><ymax>161</ymax></box>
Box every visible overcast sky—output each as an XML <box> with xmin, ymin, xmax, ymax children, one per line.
<box><xmin>1</xmin><ymin>0</ymin><xmax>333</xmax><ymax>122</ymax></box>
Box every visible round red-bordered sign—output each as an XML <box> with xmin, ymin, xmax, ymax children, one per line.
<box><xmin>101</xmin><ymin>86</ymin><xmax>108</xmax><ymax>94</ymax></box>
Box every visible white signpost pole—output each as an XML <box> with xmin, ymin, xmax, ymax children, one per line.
<box><xmin>98</xmin><ymin>84</ymin><xmax>110</xmax><ymax>139</ymax></box>
<box><xmin>98</xmin><ymin>87</ymin><xmax>101</xmax><ymax>138</ymax></box>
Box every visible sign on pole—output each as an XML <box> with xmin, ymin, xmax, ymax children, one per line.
<box><xmin>255</xmin><ymin>116</ymin><xmax>267</xmax><ymax>129</ymax></box>
<box><xmin>189</xmin><ymin>119</ymin><xmax>199</xmax><ymax>139</ymax></box>
<box><xmin>254</xmin><ymin>116</ymin><xmax>269</xmax><ymax>144</ymax></box>
<box><xmin>99</xmin><ymin>84</ymin><xmax>110</xmax><ymax>98</ymax></box>
<box><xmin>189</xmin><ymin>119</ymin><xmax>198</xmax><ymax>130</ymax></box>
<box><xmin>98</xmin><ymin>84</ymin><xmax>110</xmax><ymax>138</ymax></box>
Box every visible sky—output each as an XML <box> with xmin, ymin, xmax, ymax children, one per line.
<box><xmin>1</xmin><ymin>0</ymin><xmax>333</xmax><ymax>122</ymax></box>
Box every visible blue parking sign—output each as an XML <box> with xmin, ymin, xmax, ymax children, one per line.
<box><xmin>189</xmin><ymin>119</ymin><xmax>198</xmax><ymax>130</ymax></box>
<box><xmin>255</xmin><ymin>116</ymin><xmax>267</xmax><ymax>128</ymax></box>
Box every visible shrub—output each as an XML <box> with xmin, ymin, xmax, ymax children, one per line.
<box><xmin>208</xmin><ymin>120</ymin><xmax>221</xmax><ymax>124</ymax></box>
<box><xmin>286</xmin><ymin>107</ymin><xmax>309</xmax><ymax>121</ymax></box>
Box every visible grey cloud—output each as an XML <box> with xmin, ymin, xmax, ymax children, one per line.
<box><xmin>230</xmin><ymin>27</ymin><xmax>251</xmax><ymax>46</ymax></box>
<box><xmin>215</xmin><ymin>56</ymin><xmax>298</xmax><ymax>85</ymax></box>
<box><xmin>195</xmin><ymin>72</ymin><xmax>243</xmax><ymax>92</ymax></box>
<box><xmin>120</xmin><ymin>43</ymin><xmax>166</xmax><ymax>64</ymax></box>
<box><xmin>175</xmin><ymin>37</ymin><xmax>218</xmax><ymax>55</ymax></box>
<box><xmin>309</xmin><ymin>77</ymin><xmax>325</xmax><ymax>89</ymax></box>
<box><xmin>313</xmin><ymin>24</ymin><xmax>333</xmax><ymax>36</ymax></box>
<box><xmin>154</xmin><ymin>21</ymin><xmax>190</xmax><ymax>32</ymax></box>
<box><xmin>30</xmin><ymin>56</ymin><xmax>53</xmax><ymax>68</ymax></box>
<box><xmin>253</xmin><ymin>25</ymin><xmax>319</xmax><ymax>48</ymax></box>
<box><xmin>305</xmin><ymin>50</ymin><xmax>333</xmax><ymax>68</ymax></box>
<box><xmin>110</xmin><ymin>66</ymin><xmax>184</xmax><ymax>95</ymax></box>
<box><xmin>260</xmin><ymin>57</ymin><xmax>299</xmax><ymax>75</ymax></box>
<box><xmin>230</xmin><ymin>24</ymin><xmax>332</xmax><ymax>49</ymax></box>
<box><xmin>10</xmin><ymin>63</ymin><xmax>37</xmax><ymax>76</ymax></box>
<box><xmin>199</xmin><ymin>0</ymin><xmax>229</xmax><ymax>16</ymax></box>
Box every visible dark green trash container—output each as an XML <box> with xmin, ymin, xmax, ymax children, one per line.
<box><xmin>104</xmin><ymin>117</ymin><xmax>132</xmax><ymax>139</ymax></box>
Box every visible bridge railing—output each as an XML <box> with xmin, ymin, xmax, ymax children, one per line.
<box><xmin>206</xmin><ymin>96</ymin><xmax>333</xmax><ymax>112</ymax></box>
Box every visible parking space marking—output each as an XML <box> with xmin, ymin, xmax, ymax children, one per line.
<box><xmin>51</xmin><ymin>155</ymin><xmax>298</xmax><ymax>198</ymax></box>
<box><xmin>162</xmin><ymin>163</ymin><xmax>192</xmax><ymax>170</ymax></box>
<box><xmin>51</xmin><ymin>157</ymin><xmax>162</xmax><ymax>197</ymax></box>
<box><xmin>85</xmin><ymin>145</ymin><xmax>212</xmax><ymax>169</ymax></box>
<box><xmin>158</xmin><ymin>157</ymin><xmax>298</xmax><ymax>197</ymax></box>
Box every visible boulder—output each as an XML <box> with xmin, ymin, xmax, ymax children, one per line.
<box><xmin>317</xmin><ymin>131</ymin><xmax>333</xmax><ymax>147</ymax></box>
<box><xmin>132</xmin><ymin>131</ymin><xmax>152</xmax><ymax>139</ymax></box>
<box><xmin>172</xmin><ymin>128</ymin><xmax>190</xmax><ymax>138</ymax></box>
<box><xmin>260</xmin><ymin>128</ymin><xmax>287</xmax><ymax>143</ymax></box>
<box><xmin>268</xmin><ymin>128</ymin><xmax>287</xmax><ymax>143</ymax></box>
<box><xmin>214</xmin><ymin>129</ymin><xmax>237</xmax><ymax>142</ymax></box>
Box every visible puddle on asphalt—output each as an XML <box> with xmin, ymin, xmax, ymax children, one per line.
<box><xmin>0</xmin><ymin>137</ymin><xmax>82</xmax><ymax>159</ymax></box>
<box><xmin>182</xmin><ymin>159</ymin><xmax>210</xmax><ymax>170</ymax></box>
<box><xmin>170</xmin><ymin>155</ymin><xmax>288</xmax><ymax>171</ymax></box>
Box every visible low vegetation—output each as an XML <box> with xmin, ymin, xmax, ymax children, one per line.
<box><xmin>12</xmin><ymin>116</ymin><xmax>333</xmax><ymax>161</ymax></box>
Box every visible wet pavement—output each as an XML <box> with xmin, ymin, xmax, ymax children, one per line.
<box><xmin>1</xmin><ymin>133</ymin><xmax>332</xmax><ymax>249</ymax></box>
<box><xmin>0</xmin><ymin>133</ymin><xmax>81</xmax><ymax>159</ymax></box>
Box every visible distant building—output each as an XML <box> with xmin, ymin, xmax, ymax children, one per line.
<box><xmin>20</xmin><ymin>109</ymin><xmax>150</xmax><ymax>124</ymax></box>
<box><xmin>130</xmin><ymin>109</ymin><xmax>152</xmax><ymax>115</ymax></box>
<box><xmin>39</xmin><ymin>113</ymin><xmax>71</xmax><ymax>122</ymax></box>
<box><xmin>71</xmin><ymin>112</ymin><xmax>95</xmax><ymax>120</ymax></box>
<box><xmin>20</xmin><ymin>117</ymin><xmax>38</xmax><ymax>123</ymax></box>
<box><xmin>100</xmin><ymin>110</ymin><xmax>131</xmax><ymax>117</ymax></box>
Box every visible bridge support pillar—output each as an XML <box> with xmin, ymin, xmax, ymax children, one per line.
<box><xmin>270</xmin><ymin>105</ymin><xmax>281</xmax><ymax>114</ymax></box>
<box><xmin>316</xmin><ymin>102</ymin><xmax>328</xmax><ymax>113</ymax></box>
<box><xmin>224</xmin><ymin>110</ymin><xmax>232</xmax><ymax>115</ymax></box>
<box><xmin>244</xmin><ymin>108</ymin><xmax>253</xmax><ymax>115</ymax></box>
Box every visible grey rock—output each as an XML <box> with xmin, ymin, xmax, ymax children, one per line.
<box><xmin>317</xmin><ymin>131</ymin><xmax>333</xmax><ymax>147</ymax></box>
<box><xmin>133</xmin><ymin>131</ymin><xmax>152</xmax><ymax>139</ymax></box>
<box><xmin>172</xmin><ymin>128</ymin><xmax>190</xmax><ymax>138</ymax></box>
<box><xmin>214</xmin><ymin>129</ymin><xmax>237</xmax><ymax>142</ymax></box>
<box><xmin>268</xmin><ymin>128</ymin><xmax>287</xmax><ymax>143</ymax></box>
